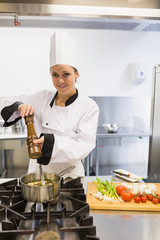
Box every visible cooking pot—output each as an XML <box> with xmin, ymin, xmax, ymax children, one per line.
<box><xmin>20</xmin><ymin>166</ymin><xmax>74</xmax><ymax>204</ymax></box>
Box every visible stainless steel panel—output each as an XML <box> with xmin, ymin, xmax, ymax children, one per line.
<box><xmin>88</xmin><ymin>97</ymin><xmax>150</xmax><ymax>177</ymax></box>
<box><xmin>0</xmin><ymin>17</ymin><xmax>141</xmax><ymax>30</ymax></box>
<box><xmin>90</xmin><ymin>96</ymin><xmax>151</xmax><ymax>128</ymax></box>
<box><xmin>3</xmin><ymin>144</ymin><xmax>29</xmax><ymax>178</ymax></box>
<box><xmin>0</xmin><ymin>149</ymin><xmax>5</xmax><ymax>175</ymax></box>
<box><xmin>87</xmin><ymin>0</ymin><xmax>158</xmax><ymax>8</ymax></box>
<box><xmin>0</xmin><ymin>138</ymin><xmax>29</xmax><ymax>177</ymax></box>
<box><xmin>0</xmin><ymin>139</ymin><xmax>25</xmax><ymax>149</ymax></box>
<box><xmin>0</xmin><ymin>0</ymin><xmax>159</xmax><ymax>8</ymax></box>
<box><xmin>82</xmin><ymin>176</ymin><xmax>160</xmax><ymax>240</ymax></box>
<box><xmin>91</xmin><ymin>211</ymin><xmax>160</xmax><ymax>240</ymax></box>
<box><xmin>0</xmin><ymin>1</ymin><xmax>160</xmax><ymax>30</ymax></box>
<box><xmin>148</xmin><ymin>65</ymin><xmax>160</xmax><ymax>182</ymax></box>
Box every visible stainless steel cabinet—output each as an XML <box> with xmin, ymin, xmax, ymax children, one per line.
<box><xmin>87</xmin><ymin>97</ymin><xmax>151</xmax><ymax>177</ymax></box>
<box><xmin>0</xmin><ymin>135</ymin><xmax>29</xmax><ymax>178</ymax></box>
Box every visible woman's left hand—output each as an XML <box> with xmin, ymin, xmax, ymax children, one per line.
<box><xmin>33</xmin><ymin>136</ymin><xmax>44</xmax><ymax>150</ymax></box>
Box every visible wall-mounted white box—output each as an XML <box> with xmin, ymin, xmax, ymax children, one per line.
<box><xmin>130</xmin><ymin>63</ymin><xmax>147</xmax><ymax>84</ymax></box>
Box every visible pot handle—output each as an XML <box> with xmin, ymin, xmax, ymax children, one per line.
<box><xmin>58</xmin><ymin>166</ymin><xmax>75</xmax><ymax>177</ymax></box>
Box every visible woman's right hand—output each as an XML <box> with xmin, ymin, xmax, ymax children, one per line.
<box><xmin>18</xmin><ymin>104</ymin><xmax>34</xmax><ymax>118</ymax></box>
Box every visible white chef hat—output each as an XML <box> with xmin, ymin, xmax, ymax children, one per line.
<box><xmin>50</xmin><ymin>32</ymin><xmax>78</xmax><ymax>69</ymax></box>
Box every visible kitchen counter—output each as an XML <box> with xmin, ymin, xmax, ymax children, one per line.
<box><xmin>0</xmin><ymin>132</ymin><xmax>27</xmax><ymax>149</ymax></box>
<box><xmin>0</xmin><ymin>132</ymin><xmax>27</xmax><ymax>140</ymax></box>
<box><xmin>0</xmin><ymin>134</ymin><xmax>27</xmax><ymax>151</ymax></box>
<box><xmin>0</xmin><ymin>126</ymin><xmax>151</xmax><ymax>140</ymax></box>
<box><xmin>91</xmin><ymin>127</ymin><xmax>151</xmax><ymax>176</ymax></box>
<box><xmin>0</xmin><ymin>129</ymin><xmax>150</xmax><ymax>176</ymax></box>
<box><xmin>83</xmin><ymin>175</ymin><xmax>160</xmax><ymax>240</ymax></box>
<box><xmin>0</xmin><ymin>176</ymin><xmax>160</xmax><ymax>240</ymax></box>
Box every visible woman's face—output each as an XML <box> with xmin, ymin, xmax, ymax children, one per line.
<box><xmin>50</xmin><ymin>65</ymin><xmax>79</xmax><ymax>96</ymax></box>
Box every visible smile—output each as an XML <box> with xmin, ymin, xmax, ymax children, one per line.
<box><xmin>58</xmin><ymin>85</ymin><xmax>67</xmax><ymax>89</ymax></box>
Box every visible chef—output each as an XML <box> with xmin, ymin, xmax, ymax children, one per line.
<box><xmin>1</xmin><ymin>32</ymin><xmax>99</xmax><ymax>178</ymax></box>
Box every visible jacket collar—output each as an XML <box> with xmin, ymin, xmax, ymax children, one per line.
<box><xmin>50</xmin><ymin>89</ymin><xmax>78</xmax><ymax>107</ymax></box>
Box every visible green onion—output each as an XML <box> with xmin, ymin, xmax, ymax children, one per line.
<box><xmin>94</xmin><ymin>178</ymin><xmax>123</xmax><ymax>202</ymax></box>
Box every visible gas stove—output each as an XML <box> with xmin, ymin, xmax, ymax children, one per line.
<box><xmin>0</xmin><ymin>177</ymin><xmax>99</xmax><ymax>240</ymax></box>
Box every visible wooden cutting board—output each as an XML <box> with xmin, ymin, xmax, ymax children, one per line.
<box><xmin>86</xmin><ymin>182</ymin><xmax>160</xmax><ymax>212</ymax></box>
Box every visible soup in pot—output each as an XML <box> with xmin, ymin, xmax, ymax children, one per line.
<box><xmin>27</xmin><ymin>179</ymin><xmax>57</xmax><ymax>186</ymax></box>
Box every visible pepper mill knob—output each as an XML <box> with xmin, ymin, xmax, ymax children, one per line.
<box><xmin>25</xmin><ymin>115</ymin><xmax>42</xmax><ymax>159</ymax></box>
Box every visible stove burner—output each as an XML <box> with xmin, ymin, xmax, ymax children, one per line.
<box><xmin>0</xmin><ymin>178</ymin><xmax>99</xmax><ymax>240</ymax></box>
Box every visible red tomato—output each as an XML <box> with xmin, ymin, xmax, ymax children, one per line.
<box><xmin>134</xmin><ymin>195</ymin><xmax>141</xmax><ymax>203</ymax></box>
<box><xmin>152</xmin><ymin>197</ymin><xmax>158</xmax><ymax>204</ymax></box>
<box><xmin>147</xmin><ymin>194</ymin><xmax>154</xmax><ymax>201</ymax></box>
<box><xmin>121</xmin><ymin>190</ymin><xmax>133</xmax><ymax>202</ymax></box>
<box><xmin>141</xmin><ymin>195</ymin><xmax>147</xmax><ymax>203</ymax></box>
<box><xmin>116</xmin><ymin>185</ymin><xmax>127</xmax><ymax>196</ymax></box>
<box><xmin>157</xmin><ymin>194</ymin><xmax>160</xmax><ymax>203</ymax></box>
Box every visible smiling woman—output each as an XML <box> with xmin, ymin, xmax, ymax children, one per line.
<box><xmin>50</xmin><ymin>65</ymin><xmax>79</xmax><ymax>106</ymax></box>
<box><xmin>1</xmin><ymin>31</ymin><xmax>99</xmax><ymax>179</ymax></box>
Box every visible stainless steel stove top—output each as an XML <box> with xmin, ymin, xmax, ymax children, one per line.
<box><xmin>0</xmin><ymin>178</ymin><xmax>99</xmax><ymax>240</ymax></box>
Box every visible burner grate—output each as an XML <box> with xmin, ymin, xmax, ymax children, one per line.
<box><xmin>0</xmin><ymin>177</ymin><xmax>99</xmax><ymax>240</ymax></box>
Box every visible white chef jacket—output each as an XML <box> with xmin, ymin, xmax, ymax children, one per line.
<box><xmin>1</xmin><ymin>89</ymin><xmax>99</xmax><ymax>178</ymax></box>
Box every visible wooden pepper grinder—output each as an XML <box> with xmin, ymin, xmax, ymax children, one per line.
<box><xmin>25</xmin><ymin>115</ymin><xmax>42</xmax><ymax>159</ymax></box>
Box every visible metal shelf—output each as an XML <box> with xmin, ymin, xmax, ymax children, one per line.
<box><xmin>97</xmin><ymin>126</ymin><xmax>151</xmax><ymax>138</ymax></box>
